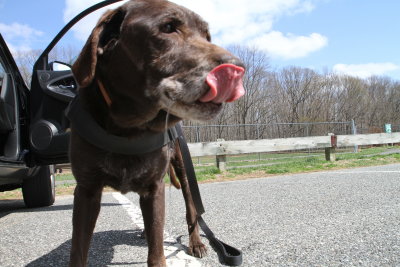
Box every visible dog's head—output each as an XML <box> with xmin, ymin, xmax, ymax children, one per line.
<box><xmin>73</xmin><ymin>0</ymin><xmax>245</xmax><ymax>128</ymax></box>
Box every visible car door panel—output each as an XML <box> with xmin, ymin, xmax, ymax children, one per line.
<box><xmin>29</xmin><ymin>69</ymin><xmax>76</xmax><ymax>164</ymax></box>
<box><xmin>38</xmin><ymin>70</ymin><xmax>76</xmax><ymax>102</ymax></box>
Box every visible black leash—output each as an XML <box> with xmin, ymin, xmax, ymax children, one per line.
<box><xmin>175</xmin><ymin>124</ymin><xmax>243</xmax><ymax>266</ymax></box>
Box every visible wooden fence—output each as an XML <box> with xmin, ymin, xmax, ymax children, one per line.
<box><xmin>55</xmin><ymin>132</ymin><xmax>400</xmax><ymax>173</ymax></box>
<box><xmin>187</xmin><ymin>133</ymin><xmax>400</xmax><ymax>171</ymax></box>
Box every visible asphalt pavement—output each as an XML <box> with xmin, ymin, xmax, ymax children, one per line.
<box><xmin>1</xmin><ymin>164</ymin><xmax>400</xmax><ymax>266</ymax></box>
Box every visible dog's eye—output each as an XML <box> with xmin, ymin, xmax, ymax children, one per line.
<box><xmin>161</xmin><ymin>22</ymin><xmax>178</xmax><ymax>34</ymax></box>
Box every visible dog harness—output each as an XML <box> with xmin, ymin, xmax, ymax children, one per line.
<box><xmin>65</xmin><ymin>95</ymin><xmax>178</xmax><ymax>155</ymax></box>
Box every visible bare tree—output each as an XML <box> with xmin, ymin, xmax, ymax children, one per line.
<box><xmin>225</xmin><ymin>45</ymin><xmax>271</xmax><ymax>139</ymax></box>
<box><xmin>13</xmin><ymin>49</ymin><xmax>42</xmax><ymax>86</ymax></box>
<box><xmin>334</xmin><ymin>75</ymin><xmax>368</xmax><ymax>131</ymax></box>
<box><xmin>269</xmin><ymin>66</ymin><xmax>324</xmax><ymax>136</ymax></box>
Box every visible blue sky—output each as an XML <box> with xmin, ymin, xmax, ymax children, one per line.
<box><xmin>1</xmin><ymin>0</ymin><xmax>399</xmax><ymax>80</ymax></box>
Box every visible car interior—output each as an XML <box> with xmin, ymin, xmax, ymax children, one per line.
<box><xmin>0</xmin><ymin>60</ymin><xmax>21</xmax><ymax>161</ymax></box>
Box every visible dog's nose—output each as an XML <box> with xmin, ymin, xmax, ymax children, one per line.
<box><xmin>216</xmin><ymin>54</ymin><xmax>245</xmax><ymax>69</ymax></box>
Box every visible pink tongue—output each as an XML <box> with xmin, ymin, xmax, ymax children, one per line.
<box><xmin>199</xmin><ymin>64</ymin><xmax>245</xmax><ymax>103</ymax></box>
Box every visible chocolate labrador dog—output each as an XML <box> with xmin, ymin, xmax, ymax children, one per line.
<box><xmin>68</xmin><ymin>0</ymin><xmax>245</xmax><ymax>266</ymax></box>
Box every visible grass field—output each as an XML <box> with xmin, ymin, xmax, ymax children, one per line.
<box><xmin>1</xmin><ymin>146</ymin><xmax>400</xmax><ymax>200</ymax></box>
<box><xmin>193</xmin><ymin>146</ymin><xmax>400</xmax><ymax>181</ymax></box>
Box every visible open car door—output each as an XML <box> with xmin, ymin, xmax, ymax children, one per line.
<box><xmin>28</xmin><ymin>0</ymin><xmax>124</xmax><ymax>166</ymax></box>
<box><xmin>0</xmin><ymin>34</ymin><xmax>29</xmax><ymax>164</ymax></box>
<box><xmin>29</xmin><ymin>54</ymin><xmax>76</xmax><ymax>165</ymax></box>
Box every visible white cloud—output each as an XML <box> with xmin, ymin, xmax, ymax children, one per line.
<box><xmin>63</xmin><ymin>0</ymin><xmax>326</xmax><ymax>59</ymax></box>
<box><xmin>171</xmin><ymin>0</ymin><xmax>326</xmax><ymax>59</ymax></box>
<box><xmin>0</xmin><ymin>22</ymin><xmax>44</xmax><ymax>53</ymax></box>
<box><xmin>333</xmin><ymin>63</ymin><xmax>400</xmax><ymax>79</ymax></box>
<box><xmin>252</xmin><ymin>31</ymin><xmax>327</xmax><ymax>59</ymax></box>
<box><xmin>0</xmin><ymin>22</ymin><xmax>43</xmax><ymax>40</ymax></box>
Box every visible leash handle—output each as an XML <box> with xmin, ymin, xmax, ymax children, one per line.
<box><xmin>198</xmin><ymin>216</ymin><xmax>243</xmax><ymax>266</ymax></box>
<box><xmin>175</xmin><ymin>124</ymin><xmax>243</xmax><ymax>266</ymax></box>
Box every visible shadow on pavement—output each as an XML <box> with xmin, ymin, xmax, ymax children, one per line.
<box><xmin>26</xmin><ymin>229</ymin><xmax>147</xmax><ymax>267</ymax></box>
<box><xmin>0</xmin><ymin>201</ymin><xmax>121</xmax><ymax>218</ymax></box>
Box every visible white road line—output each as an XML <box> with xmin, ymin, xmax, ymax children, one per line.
<box><xmin>112</xmin><ymin>192</ymin><xmax>202</xmax><ymax>267</ymax></box>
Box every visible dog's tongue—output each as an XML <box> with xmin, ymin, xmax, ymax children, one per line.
<box><xmin>199</xmin><ymin>64</ymin><xmax>245</xmax><ymax>103</ymax></box>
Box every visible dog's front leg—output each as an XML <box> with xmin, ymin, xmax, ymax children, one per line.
<box><xmin>176</xmin><ymin>173</ymin><xmax>207</xmax><ymax>258</ymax></box>
<box><xmin>171</xmin><ymin>142</ymin><xmax>207</xmax><ymax>258</ymax></box>
<box><xmin>140</xmin><ymin>181</ymin><xmax>166</xmax><ymax>267</ymax></box>
<box><xmin>69</xmin><ymin>184</ymin><xmax>103</xmax><ymax>267</ymax></box>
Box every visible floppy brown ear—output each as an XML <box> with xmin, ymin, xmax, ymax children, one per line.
<box><xmin>72</xmin><ymin>8</ymin><xmax>125</xmax><ymax>88</ymax></box>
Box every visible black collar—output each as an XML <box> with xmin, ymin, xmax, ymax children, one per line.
<box><xmin>65</xmin><ymin>96</ymin><xmax>178</xmax><ymax>155</ymax></box>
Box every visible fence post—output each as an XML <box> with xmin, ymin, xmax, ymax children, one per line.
<box><xmin>325</xmin><ymin>133</ymin><xmax>337</xmax><ymax>162</ymax></box>
<box><xmin>216</xmin><ymin>139</ymin><xmax>227</xmax><ymax>171</ymax></box>
<box><xmin>216</xmin><ymin>155</ymin><xmax>227</xmax><ymax>171</ymax></box>
<box><xmin>196</xmin><ymin>126</ymin><xmax>200</xmax><ymax>143</ymax></box>
<box><xmin>351</xmin><ymin>119</ymin><xmax>358</xmax><ymax>153</ymax></box>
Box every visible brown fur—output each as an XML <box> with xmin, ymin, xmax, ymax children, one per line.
<box><xmin>68</xmin><ymin>0</ymin><xmax>244</xmax><ymax>266</ymax></box>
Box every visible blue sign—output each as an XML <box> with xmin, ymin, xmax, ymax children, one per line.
<box><xmin>385</xmin><ymin>124</ymin><xmax>392</xmax><ymax>133</ymax></box>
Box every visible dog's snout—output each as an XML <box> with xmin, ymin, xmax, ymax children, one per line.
<box><xmin>215</xmin><ymin>54</ymin><xmax>245</xmax><ymax>69</ymax></box>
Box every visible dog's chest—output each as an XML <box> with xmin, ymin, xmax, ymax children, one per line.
<box><xmin>100</xmin><ymin>148</ymin><xmax>170</xmax><ymax>195</ymax></box>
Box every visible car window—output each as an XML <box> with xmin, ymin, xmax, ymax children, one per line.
<box><xmin>6</xmin><ymin>1</ymin><xmax>127</xmax><ymax>85</ymax></box>
<box><xmin>47</xmin><ymin>5</ymin><xmax>115</xmax><ymax>67</ymax></box>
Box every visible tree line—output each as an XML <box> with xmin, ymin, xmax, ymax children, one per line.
<box><xmin>14</xmin><ymin>45</ymin><xmax>400</xmax><ymax>142</ymax></box>
<box><xmin>184</xmin><ymin>46</ymin><xmax>400</xmax><ymax>142</ymax></box>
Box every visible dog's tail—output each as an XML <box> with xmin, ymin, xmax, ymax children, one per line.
<box><xmin>168</xmin><ymin>163</ymin><xmax>181</xmax><ymax>189</ymax></box>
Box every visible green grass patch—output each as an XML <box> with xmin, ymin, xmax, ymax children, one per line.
<box><xmin>190</xmin><ymin>146</ymin><xmax>400</xmax><ymax>181</ymax></box>
<box><xmin>266</xmin><ymin>168</ymin><xmax>289</xmax><ymax>174</ymax></box>
<box><xmin>195</xmin><ymin>167</ymin><xmax>221</xmax><ymax>181</ymax></box>
<box><xmin>56</xmin><ymin>173</ymin><xmax>75</xmax><ymax>181</ymax></box>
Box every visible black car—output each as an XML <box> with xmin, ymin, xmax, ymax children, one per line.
<box><xmin>0</xmin><ymin>0</ymin><xmax>123</xmax><ymax>208</ymax></box>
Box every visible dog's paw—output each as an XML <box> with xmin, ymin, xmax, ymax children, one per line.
<box><xmin>148</xmin><ymin>256</ymin><xmax>166</xmax><ymax>267</ymax></box>
<box><xmin>188</xmin><ymin>241</ymin><xmax>207</xmax><ymax>258</ymax></box>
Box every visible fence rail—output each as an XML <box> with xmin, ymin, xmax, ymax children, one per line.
<box><xmin>188</xmin><ymin>132</ymin><xmax>400</xmax><ymax>170</ymax></box>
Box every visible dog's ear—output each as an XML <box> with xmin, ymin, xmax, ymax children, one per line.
<box><xmin>72</xmin><ymin>8</ymin><xmax>126</xmax><ymax>88</ymax></box>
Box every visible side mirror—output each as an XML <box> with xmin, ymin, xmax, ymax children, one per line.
<box><xmin>49</xmin><ymin>61</ymin><xmax>72</xmax><ymax>71</ymax></box>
